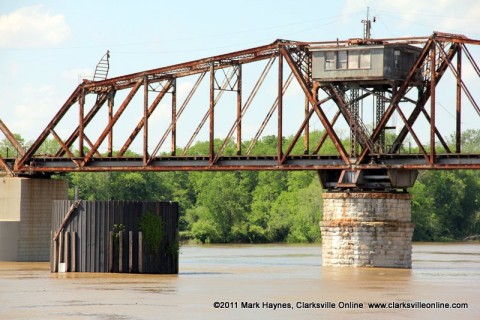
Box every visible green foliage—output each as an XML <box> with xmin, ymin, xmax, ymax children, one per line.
<box><xmin>166</xmin><ymin>236</ymin><xmax>180</xmax><ymax>255</ymax></box>
<box><xmin>0</xmin><ymin>133</ymin><xmax>27</xmax><ymax>157</ymax></box>
<box><xmin>409</xmin><ymin>131</ymin><xmax>480</xmax><ymax>241</ymax></box>
<box><xmin>190</xmin><ymin>218</ymin><xmax>221</xmax><ymax>243</ymax></box>
<box><xmin>451</xmin><ymin>129</ymin><xmax>480</xmax><ymax>153</ymax></box>
<box><xmin>194</xmin><ymin>172</ymin><xmax>251</xmax><ymax>242</ymax></box>
<box><xmin>112</xmin><ymin>224</ymin><xmax>125</xmax><ymax>248</ymax></box>
<box><xmin>410</xmin><ymin>178</ymin><xmax>440</xmax><ymax>241</ymax></box>
<box><xmin>18</xmin><ymin>127</ymin><xmax>477</xmax><ymax>244</ymax></box>
<box><xmin>139</xmin><ymin>212</ymin><xmax>165</xmax><ymax>252</ymax></box>
<box><xmin>411</xmin><ymin>170</ymin><xmax>480</xmax><ymax>241</ymax></box>
<box><xmin>268</xmin><ymin>175</ymin><xmax>322</xmax><ymax>243</ymax></box>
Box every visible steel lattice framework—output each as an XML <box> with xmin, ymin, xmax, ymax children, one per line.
<box><xmin>1</xmin><ymin>32</ymin><xmax>480</xmax><ymax>188</ymax></box>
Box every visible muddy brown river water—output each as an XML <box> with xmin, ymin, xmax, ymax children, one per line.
<box><xmin>0</xmin><ymin>243</ymin><xmax>479</xmax><ymax>319</ymax></box>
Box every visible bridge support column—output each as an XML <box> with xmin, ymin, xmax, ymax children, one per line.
<box><xmin>0</xmin><ymin>177</ymin><xmax>68</xmax><ymax>261</ymax></box>
<box><xmin>320</xmin><ymin>191</ymin><xmax>414</xmax><ymax>268</ymax></box>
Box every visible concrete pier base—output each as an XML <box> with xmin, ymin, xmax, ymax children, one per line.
<box><xmin>0</xmin><ymin>177</ymin><xmax>68</xmax><ymax>261</ymax></box>
<box><xmin>320</xmin><ymin>192</ymin><xmax>414</xmax><ymax>268</ymax></box>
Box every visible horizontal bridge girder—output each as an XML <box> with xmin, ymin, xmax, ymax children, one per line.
<box><xmin>6</xmin><ymin>154</ymin><xmax>480</xmax><ymax>173</ymax></box>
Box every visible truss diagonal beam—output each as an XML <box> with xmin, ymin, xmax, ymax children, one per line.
<box><xmin>437</xmin><ymin>43</ymin><xmax>480</xmax><ymax>117</ymax></box>
<box><xmin>0</xmin><ymin>119</ymin><xmax>24</xmax><ymax>157</ymax></box>
<box><xmin>280</xmin><ymin>46</ymin><xmax>350</xmax><ymax>164</ymax></box>
<box><xmin>16</xmin><ymin>86</ymin><xmax>82</xmax><ymax>169</ymax></box>
<box><xmin>82</xmin><ymin>79</ymin><xmax>143</xmax><ymax>165</ymax></box>
<box><xmin>246</xmin><ymin>72</ymin><xmax>294</xmax><ymax>155</ymax></box>
<box><xmin>0</xmin><ymin>155</ymin><xmax>13</xmax><ymax>176</ymax></box>
<box><xmin>214</xmin><ymin>58</ymin><xmax>276</xmax><ymax>162</ymax></box>
<box><xmin>180</xmin><ymin>67</ymin><xmax>239</xmax><ymax>156</ymax></box>
<box><xmin>326</xmin><ymin>86</ymin><xmax>374</xmax><ymax>154</ymax></box>
<box><xmin>5</xmin><ymin>32</ymin><xmax>480</xmax><ymax>174</ymax></box>
<box><xmin>355</xmin><ymin>39</ymin><xmax>434</xmax><ymax>165</ymax></box>
<box><xmin>388</xmin><ymin>41</ymin><xmax>459</xmax><ymax>154</ymax></box>
<box><xmin>55</xmin><ymin>92</ymin><xmax>109</xmax><ymax>157</ymax></box>
<box><xmin>313</xmin><ymin>111</ymin><xmax>341</xmax><ymax>155</ymax></box>
<box><xmin>118</xmin><ymin>79</ymin><xmax>173</xmax><ymax>157</ymax></box>
<box><xmin>50</xmin><ymin>129</ymin><xmax>79</xmax><ymax>166</ymax></box>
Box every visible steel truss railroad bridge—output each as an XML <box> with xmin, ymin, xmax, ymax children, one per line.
<box><xmin>1</xmin><ymin>32</ymin><xmax>480</xmax><ymax>189</ymax></box>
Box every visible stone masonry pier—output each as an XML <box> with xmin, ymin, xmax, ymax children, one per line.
<box><xmin>320</xmin><ymin>192</ymin><xmax>414</xmax><ymax>268</ymax></box>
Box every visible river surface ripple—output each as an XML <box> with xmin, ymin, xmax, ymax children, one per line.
<box><xmin>0</xmin><ymin>243</ymin><xmax>479</xmax><ymax>319</ymax></box>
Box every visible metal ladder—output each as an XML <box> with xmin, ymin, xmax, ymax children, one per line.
<box><xmin>93</xmin><ymin>50</ymin><xmax>110</xmax><ymax>81</ymax></box>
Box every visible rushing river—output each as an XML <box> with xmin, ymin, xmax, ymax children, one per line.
<box><xmin>0</xmin><ymin>243</ymin><xmax>479</xmax><ymax>319</ymax></box>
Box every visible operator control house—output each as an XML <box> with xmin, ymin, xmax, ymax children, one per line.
<box><xmin>312</xmin><ymin>40</ymin><xmax>422</xmax><ymax>85</ymax></box>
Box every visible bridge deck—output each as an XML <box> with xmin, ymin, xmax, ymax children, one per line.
<box><xmin>6</xmin><ymin>153</ymin><xmax>480</xmax><ymax>173</ymax></box>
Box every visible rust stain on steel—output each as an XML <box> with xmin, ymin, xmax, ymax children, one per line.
<box><xmin>4</xmin><ymin>32</ymin><xmax>480</xmax><ymax>175</ymax></box>
<box><xmin>0</xmin><ymin>119</ymin><xmax>24</xmax><ymax>157</ymax></box>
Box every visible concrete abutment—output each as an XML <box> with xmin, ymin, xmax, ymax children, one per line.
<box><xmin>0</xmin><ymin>177</ymin><xmax>68</xmax><ymax>261</ymax></box>
<box><xmin>320</xmin><ymin>191</ymin><xmax>414</xmax><ymax>268</ymax></box>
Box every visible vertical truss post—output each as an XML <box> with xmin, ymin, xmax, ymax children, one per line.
<box><xmin>209</xmin><ymin>63</ymin><xmax>215</xmax><ymax>164</ymax></box>
<box><xmin>280</xmin><ymin>46</ymin><xmax>350</xmax><ymax>164</ymax></box>
<box><xmin>376</xmin><ymin>90</ymin><xmax>386</xmax><ymax>152</ymax></box>
<box><xmin>430</xmin><ymin>44</ymin><xmax>436</xmax><ymax>163</ymax></box>
<box><xmin>107</xmin><ymin>91</ymin><xmax>114</xmax><ymax>157</ymax></box>
<box><xmin>82</xmin><ymin>80</ymin><xmax>143</xmax><ymax>166</ymax></box>
<box><xmin>277</xmin><ymin>53</ymin><xmax>283</xmax><ymax>163</ymax></box>
<box><xmin>236</xmin><ymin>65</ymin><xmax>242</xmax><ymax>155</ymax></box>
<box><xmin>304</xmin><ymin>49</ymin><xmax>311</xmax><ymax>155</ymax></box>
<box><xmin>171</xmin><ymin>78</ymin><xmax>177</xmax><ymax>156</ymax></box>
<box><xmin>120</xmin><ymin>80</ymin><xmax>171</xmax><ymax>159</ymax></box>
<box><xmin>182</xmin><ymin>68</ymin><xmax>236</xmax><ymax>156</ymax></box>
<box><xmin>304</xmin><ymin>96</ymin><xmax>310</xmax><ymax>154</ymax></box>
<box><xmin>350</xmin><ymin>88</ymin><xmax>359</xmax><ymax>157</ymax></box>
<box><xmin>79</xmin><ymin>90</ymin><xmax>85</xmax><ymax>158</ymax></box>
<box><xmin>358</xmin><ymin>39</ymin><xmax>435</xmax><ymax>165</ymax></box>
<box><xmin>143</xmin><ymin>76</ymin><xmax>149</xmax><ymax>163</ymax></box>
<box><xmin>456</xmin><ymin>47</ymin><xmax>462</xmax><ymax>153</ymax></box>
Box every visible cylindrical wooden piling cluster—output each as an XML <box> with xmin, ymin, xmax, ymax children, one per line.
<box><xmin>51</xmin><ymin>200</ymin><xmax>179</xmax><ymax>274</ymax></box>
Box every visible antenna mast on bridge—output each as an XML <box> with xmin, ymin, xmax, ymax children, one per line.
<box><xmin>361</xmin><ymin>7</ymin><xmax>376</xmax><ymax>40</ymax></box>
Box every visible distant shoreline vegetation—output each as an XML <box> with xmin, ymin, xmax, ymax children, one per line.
<box><xmin>3</xmin><ymin>130</ymin><xmax>480</xmax><ymax>243</ymax></box>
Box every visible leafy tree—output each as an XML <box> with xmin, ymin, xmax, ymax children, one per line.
<box><xmin>451</xmin><ymin>129</ymin><xmax>480</xmax><ymax>153</ymax></box>
<box><xmin>410</xmin><ymin>176</ymin><xmax>440</xmax><ymax>241</ymax></box>
<box><xmin>57</xmin><ymin>129</ymin><xmax>480</xmax><ymax>243</ymax></box>
<box><xmin>190</xmin><ymin>172</ymin><xmax>251</xmax><ymax>242</ymax></box>
<box><xmin>67</xmin><ymin>171</ymin><xmax>174</xmax><ymax>201</ymax></box>
<box><xmin>287</xmin><ymin>179</ymin><xmax>323</xmax><ymax>243</ymax></box>
<box><xmin>246</xmin><ymin>135</ymin><xmax>277</xmax><ymax>155</ymax></box>
<box><xmin>268</xmin><ymin>176</ymin><xmax>322</xmax><ymax>243</ymax></box>
<box><xmin>250</xmin><ymin>171</ymin><xmax>287</xmax><ymax>229</ymax></box>
<box><xmin>0</xmin><ymin>134</ymin><xmax>26</xmax><ymax>157</ymax></box>
<box><xmin>412</xmin><ymin>170</ymin><xmax>480</xmax><ymax>240</ymax></box>
<box><xmin>36</xmin><ymin>138</ymin><xmax>61</xmax><ymax>155</ymax></box>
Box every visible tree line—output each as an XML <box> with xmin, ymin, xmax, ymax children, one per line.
<box><xmin>2</xmin><ymin>130</ymin><xmax>480</xmax><ymax>243</ymax></box>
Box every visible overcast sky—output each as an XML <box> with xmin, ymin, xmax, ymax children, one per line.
<box><xmin>1</xmin><ymin>0</ymin><xmax>479</xmax><ymax>151</ymax></box>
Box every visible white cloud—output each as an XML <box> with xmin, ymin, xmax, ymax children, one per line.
<box><xmin>0</xmin><ymin>5</ymin><xmax>71</xmax><ymax>48</ymax></box>
<box><xmin>8</xmin><ymin>85</ymin><xmax>59</xmax><ymax>140</ymax></box>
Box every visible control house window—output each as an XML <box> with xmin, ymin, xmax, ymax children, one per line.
<box><xmin>359</xmin><ymin>50</ymin><xmax>371</xmax><ymax>69</ymax></box>
<box><xmin>394</xmin><ymin>50</ymin><xmax>401</xmax><ymax>70</ymax></box>
<box><xmin>325</xmin><ymin>51</ymin><xmax>336</xmax><ymax>70</ymax></box>
<box><xmin>325</xmin><ymin>50</ymin><xmax>371</xmax><ymax>70</ymax></box>
<box><xmin>337</xmin><ymin>51</ymin><xmax>348</xmax><ymax>69</ymax></box>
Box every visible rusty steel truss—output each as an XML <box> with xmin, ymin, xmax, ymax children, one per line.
<box><xmin>1</xmin><ymin>32</ymin><xmax>480</xmax><ymax>186</ymax></box>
